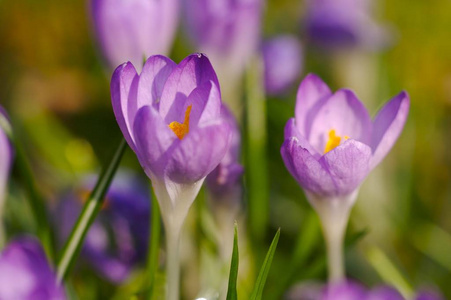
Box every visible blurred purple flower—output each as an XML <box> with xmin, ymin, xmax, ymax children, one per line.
<box><xmin>183</xmin><ymin>0</ymin><xmax>263</xmax><ymax>79</ymax></box>
<box><xmin>322</xmin><ymin>281</ymin><xmax>367</xmax><ymax>300</ymax></box>
<box><xmin>304</xmin><ymin>0</ymin><xmax>391</xmax><ymax>50</ymax></box>
<box><xmin>414</xmin><ymin>289</ymin><xmax>445</xmax><ymax>300</ymax></box>
<box><xmin>206</xmin><ymin>105</ymin><xmax>243</xmax><ymax>201</ymax></box>
<box><xmin>0</xmin><ymin>237</ymin><xmax>65</xmax><ymax>300</ymax></box>
<box><xmin>263</xmin><ymin>35</ymin><xmax>303</xmax><ymax>95</ymax></box>
<box><xmin>91</xmin><ymin>0</ymin><xmax>179</xmax><ymax>71</ymax></box>
<box><xmin>366</xmin><ymin>285</ymin><xmax>405</xmax><ymax>300</ymax></box>
<box><xmin>55</xmin><ymin>171</ymin><xmax>150</xmax><ymax>283</ymax></box>
<box><xmin>0</xmin><ymin>106</ymin><xmax>13</xmax><ymax>212</ymax></box>
<box><xmin>281</xmin><ymin>73</ymin><xmax>409</xmax><ymax>197</ymax></box>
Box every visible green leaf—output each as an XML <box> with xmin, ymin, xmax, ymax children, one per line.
<box><xmin>56</xmin><ymin>138</ymin><xmax>127</xmax><ymax>283</ymax></box>
<box><xmin>226</xmin><ymin>222</ymin><xmax>239</xmax><ymax>300</ymax></box>
<box><xmin>250</xmin><ymin>228</ymin><xmax>281</xmax><ymax>300</ymax></box>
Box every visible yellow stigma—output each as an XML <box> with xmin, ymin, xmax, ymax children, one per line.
<box><xmin>324</xmin><ymin>129</ymin><xmax>342</xmax><ymax>153</ymax></box>
<box><xmin>168</xmin><ymin>105</ymin><xmax>192</xmax><ymax>140</ymax></box>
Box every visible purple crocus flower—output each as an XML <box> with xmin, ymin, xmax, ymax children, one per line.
<box><xmin>414</xmin><ymin>289</ymin><xmax>445</xmax><ymax>300</ymax></box>
<box><xmin>183</xmin><ymin>0</ymin><xmax>263</xmax><ymax>82</ymax></box>
<box><xmin>262</xmin><ymin>35</ymin><xmax>303</xmax><ymax>96</ymax></box>
<box><xmin>54</xmin><ymin>171</ymin><xmax>150</xmax><ymax>283</ymax></box>
<box><xmin>366</xmin><ymin>285</ymin><xmax>405</xmax><ymax>300</ymax></box>
<box><xmin>281</xmin><ymin>74</ymin><xmax>409</xmax><ymax>282</ymax></box>
<box><xmin>111</xmin><ymin>53</ymin><xmax>230</xmax><ymax>299</ymax></box>
<box><xmin>0</xmin><ymin>237</ymin><xmax>65</xmax><ymax>300</ymax></box>
<box><xmin>304</xmin><ymin>0</ymin><xmax>390</xmax><ymax>50</ymax></box>
<box><xmin>206</xmin><ymin>105</ymin><xmax>243</xmax><ymax>202</ymax></box>
<box><xmin>322</xmin><ymin>281</ymin><xmax>367</xmax><ymax>300</ymax></box>
<box><xmin>91</xmin><ymin>0</ymin><xmax>179</xmax><ymax>71</ymax></box>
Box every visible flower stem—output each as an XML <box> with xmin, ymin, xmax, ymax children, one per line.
<box><xmin>306</xmin><ymin>191</ymin><xmax>358</xmax><ymax>283</ymax></box>
<box><xmin>165</xmin><ymin>223</ymin><xmax>182</xmax><ymax>300</ymax></box>
<box><xmin>146</xmin><ymin>191</ymin><xmax>161</xmax><ymax>299</ymax></box>
<box><xmin>56</xmin><ymin>138</ymin><xmax>127</xmax><ymax>283</ymax></box>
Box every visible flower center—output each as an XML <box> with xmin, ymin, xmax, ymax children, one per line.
<box><xmin>168</xmin><ymin>105</ymin><xmax>192</xmax><ymax>140</ymax></box>
<box><xmin>324</xmin><ymin>129</ymin><xmax>349</xmax><ymax>153</ymax></box>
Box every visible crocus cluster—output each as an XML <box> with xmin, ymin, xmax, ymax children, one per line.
<box><xmin>286</xmin><ymin>280</ymin><xmax>444</xmax><ymax>300</ymax></box>
<box><xmin>91</xmin><ymin>0</ymin><xmax>179</xmax><ymax>71</ymax></box>
<box><xmin>0</xmin><ymin>237</ymin><xmax>65</xmax><ymax>300</ymax></box>
<box><xmin>54</xmin><ymin>171</ymin><xmax>150</xmax><ymax>283</ymax></box>
<box><xmin>281</xmin><ymin>74</ymin><xmax>409</xmax><ymax>281</ymax></box>
<box><xmin>262</xmin><ymin>35</ymin><xmax>303</xmax><ymax>96</ymax></box>
<box><xmin>304</xmin><ymin>0</ymin><xmax>390</xmax><ymax>50</ymax></box>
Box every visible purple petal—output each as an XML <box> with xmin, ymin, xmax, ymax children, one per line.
<box><xmin>370</xmin><ymin>91</ymin><xmax>409</xmax><ymax>170</ymax></box>
<box><xmin>280</xmin><ymin>137</ymin><xmax>336</xmax><ymax>196</ymax></box>
<box><xmin>166</xmin><ymin>121</ymin><xmax>231</xmax><ymax>183</ymax></box>
<box><xmin>0</xmin><ymin>237</ymin><xmax>65</xmax><ymax>300</ymax></box>
<box><xmin>366</xmin><ymin>285</ymin><xmax>405</xmax><ymax>300</ymax></box>
<box><xmin>184</xmin><ymin>81</ymin><xmax>222</xmax><ymax>127</ymax></box>
<box><xmin>263</xmin><ymin>35</ymin><xmax>303</xmax><ymax>95</ymax></box>
<box><xmin>320</xmin><ymin>139</ymin><xmax>372</xmax><ymax>196</ymax></box>
<box><xmin>133</xmin><ymin>106</ymin><xmax>179</xmax><ymax>178</ymax></box>
<box><xmin>295</xmin><ymin>74</ymin><xmax>332</xmax><ymax>137</ymax></box>
<box><xmin>111</xmin><ymin>62</ymin><xmax>139</xmax><ymax>151</ymax></box>
<box><xmin>308</xmin><ymin>89</ymin><xmax>372</xmax><ymax>153</ymax></box>
<box><xmin>284</xmin><ymin>118</ymin><xmax>320</xmax><ymax>158</ymax></box>
<box><xmin>159</xmin><ymin>54</ymin><xmax>220</xmax><ymax>124</ymax></box>
<box><xmin>137</xmin><ymin>55</ymin><xmax>176</xmax><ymax>109</ymax></box>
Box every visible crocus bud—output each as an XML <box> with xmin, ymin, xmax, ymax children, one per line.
<box><xmin>91</xmin><ymin>0</ymin><xmax>179</xmax><ymax>71</ymax></box>
<box><xmin>0</xmin><ymin>237</ymin><xmax>66</xmax><ymax>300</ymax></box>
<box><xmin>262</xmin><ymin>35</ymin><xmax>303</xmax><ymax>96</ymax></box>
<box><xmin>54</xmin><ymin>171</ymin><xmax>150</xmax><ymax>283</ymax></box>
<box><xmin>281</xmin><ymin>74</ymin><xmax>409</xmax><ymax>282</ymax></box>
<box><xmin>206</xmin><ymin>105</ymin><xmax>243</xmax><ymax>203</ymax></box>
<box><xmin>183</xmin><ymin>0</ymin><xmax>263</xmax><ymax>83</ymax></box>
<box><xmin>304</xmin><ymin>0</ymin><xmax>390</xmax><ymax>51</ymax></box>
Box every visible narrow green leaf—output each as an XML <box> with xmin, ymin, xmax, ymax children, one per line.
<box><xmin>250</xmin><ymin>228</ymin><xmax>281</xmax><ymax>300</ymax></box>
<box><xmin>56</xmin><ymin>138</ymin><xmax>127</xmax><ymax>283</ymax></box>
<box><xmin>226</xmin><ymin>222</ymin><xmax>239</xmax><ymax>300</ymax></box>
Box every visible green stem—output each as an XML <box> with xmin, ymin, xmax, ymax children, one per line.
<box><xmin>0</xmin><ymin>114</ymin><xmax>54</xmax><ymax>260</ymax></box>
<box><xmin>245</xmin><ymin>55</ymin><xmax>269</xmax><ymax>243</ymax></box>
<box><xmin>146</xmin><ymin>190</ymin><xmax>161</xmax><ymax>299</ymax></box>
<box><xmin>56</xmin><ymin>139</ymin><xmax>127</xmax><ymax>283</ymax></box>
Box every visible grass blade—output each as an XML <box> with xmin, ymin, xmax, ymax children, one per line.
<box><xmin>226</xmin><ymin>223</ymin><xmax>239</xmax><ymax>300</ymax></box>
<box><xmin>250</xmin><ymin>228</ymin><xmax>281</xmax><ymax>300</ymax></box>
<box><xmin>56</xmin><ymin>138</ymin><xmax>127</xmax><ymax>283</ymax></box>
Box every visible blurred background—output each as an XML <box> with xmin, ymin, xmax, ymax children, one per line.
<box><xmin>0</xmin><ymin>0</ymin><xmax>450</xmax><ymax>299</ymax></box>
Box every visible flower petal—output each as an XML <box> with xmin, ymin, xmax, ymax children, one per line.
<box><xmin>281</xmin><ymin>137</ymin><xmax>336</xmax><ymax>196</ymax></box>
<box><xmin>309</xmin><ymin>89</ymin><xmax>372</xmax><ymax>153</ymax></box>
<box><xmin>284</xmin><ymin>118</ymin><xmax>320</xmax><ymax>158</ymax></box>
<box><xmin>295</xmin><ymin>73</ymin><xmax>332</xmax><ymax>136</ymax></box>
<box><xmin>159</xmin><ymin>54</ymin><xmax>220</xmax><ymax>124</ymax></box>
<box><xmin>320</xmin><ymin>139</ymin><xmax>372</xmax><ymax>195</ymax></box>
<box><xmin>137</xmin><ymin>55</ymin><xmax>176</xmax><ymax>109</ymax></box>
<box><xmin>133</xmin><ymin>106</ymin><xmax>179</xmax><ymax>178</ymax></box>
<box><xmin>166</xmin><ymin>121</ymin><xmax>230</xmax><ymax>184</ymax></box>
<box><xmin>183</xmin><ymin>80</ymin><xmax>221</xmax><ymax>127</ymax></box>
<box><xmin>111</xmin><ymin>62</ymin><xmax>139</xmax><ymax>151</ymax></box>
<box><xmin>370</xmin><ymin>91</ymin><xmax>409</xmax><ymax>169</ymax></box>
